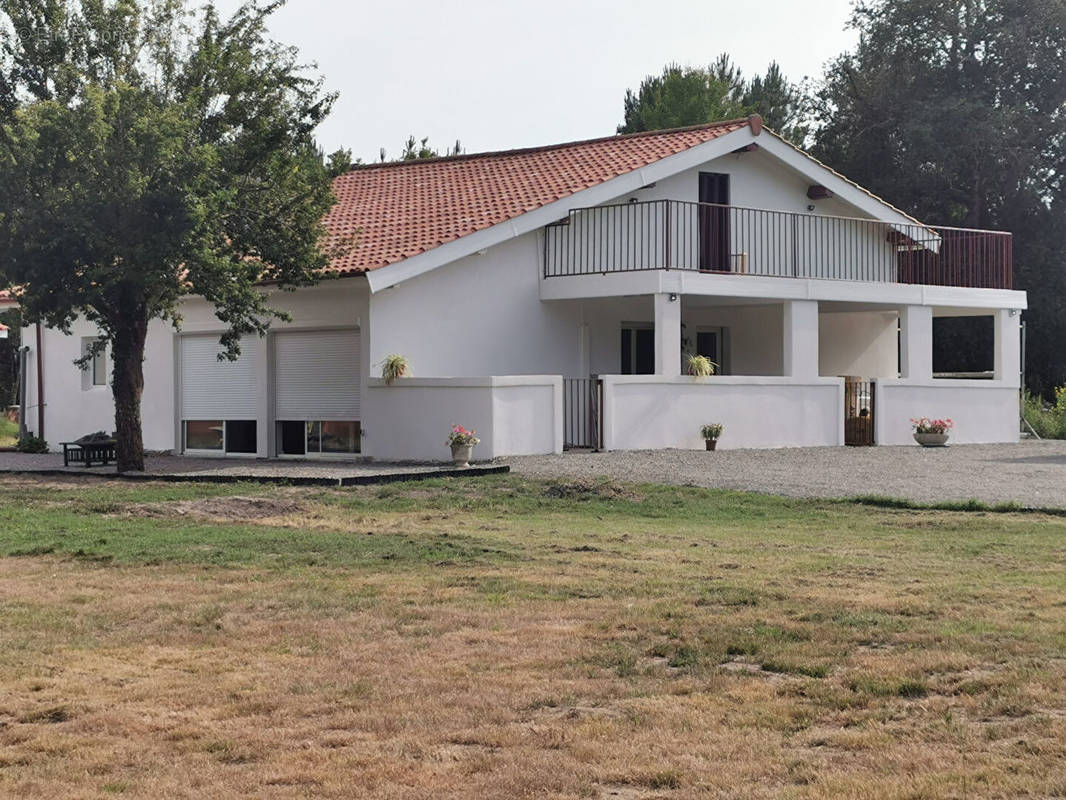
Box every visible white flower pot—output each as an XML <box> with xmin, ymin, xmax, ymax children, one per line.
<box><xmin>450</xmin><ymin>443</ymin><xmax>474</xmax><ymax>467</ymax></box>
<box><xmin>913</xmin><ymin>432</ymin><xmax>949</xmax><ymax>447</ymax></box>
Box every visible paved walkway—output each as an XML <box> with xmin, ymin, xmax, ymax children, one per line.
<box><xmin>507</xmin><ymin>441</ymin><xmax>1066</xmax><ymax>510</ymax></box>
<box><xmin>0</xmin><ymin>453</ymin><xmax>506</xmax><ymax>486</ymax></box>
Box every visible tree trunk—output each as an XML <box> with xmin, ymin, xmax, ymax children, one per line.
<box><xmin>111</xmin><ymin>309</ymin><xmax>149</xmax><ymax>472</ymax></box>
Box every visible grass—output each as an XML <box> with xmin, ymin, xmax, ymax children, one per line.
<box><xmin>0</xmin><ymin>416</ymin><xmax>17</xmax><ymax>447</ymax></box>
<box><xmin>0</xmin><ymin>473</ymin><xmax>1063</xmax><ymax>798</ymax></box>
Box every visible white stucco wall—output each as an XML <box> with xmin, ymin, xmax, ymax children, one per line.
<box><xmin>819</xmin><ymin>311</ymin><xmax>899</xmax><ymax>378</ymax></box>
<box><xmin>363</xmin><ymin>376</ymin><xmax>562</xmax><ymax>461</ymax></box>
<box><xmin>20</xmin><ymin>318</ymin><xmax>176</xmax><ymax>451</ymax></box>
<box><xmin>602</xmin><ymin>375</ymin><xmax>844</xmax><ymax>450</ymax></box>
<box><xmin>24</xmin><ymin>278</ymin><xmax>370</xmax><ymax>454</ymax></box>
<box><xmin>368</xmin><ymin>233</ymin><xmax>583</xmax><ymax>378</ymax></box>
<box><xmin>875</xmin><ymin>380</ymin><xmax>1020</xmax><ymax>445</ymax></box>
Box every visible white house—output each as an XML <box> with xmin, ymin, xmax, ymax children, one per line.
<box><xmin>8</xmin><ymin>115</ymin><xmax>1026</xmax><ymax>461</ymax></box>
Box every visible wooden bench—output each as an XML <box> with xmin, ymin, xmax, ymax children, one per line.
<box><xmin>61</xmin><ymin>440</ymin><xmax>117</xmax><ymax>467</ymax></box>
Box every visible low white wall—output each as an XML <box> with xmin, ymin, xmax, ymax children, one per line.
<box><xmin>875</xmin><ymin>380</ymin><xmax>1020</xmax><ymax>444</ymax></box>
<box><xmin>363</xmin><ymin>376</ymin><xmax>563</xmax><ymax>462</ymax></box>
<box><xmin>602</xmin><ymin>375</ymin><xmax>844</xmax><ymax>450</ymax></box>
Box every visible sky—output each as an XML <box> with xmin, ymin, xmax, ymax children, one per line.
<box><xmin>215</xmin><ymin>0</ymin><xmax>860</xmax><ymax>161</ymax></box>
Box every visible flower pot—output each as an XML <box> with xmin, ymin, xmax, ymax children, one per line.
<box><xmin>450</xmin><ymin>443</ymin><xmax>474</xmax><ymax>467</ymax></box>
<box><xmin>705</xmin><ymin>439</ymin><xmax>717</xmax><ymax>451</ymax></box>
<box><xmin>913</xmin><ymin>432</ymin><xmax>949</xmax><ymax>447</ymax></box>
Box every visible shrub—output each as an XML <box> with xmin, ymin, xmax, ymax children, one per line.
<box><xmin>16</xmin><ymin>433</ymin><xmax>49</xmax><ymax>453</ymax></box>
<box><xmin>1023</xmin><ymin>388</ymin><xmax>1066</xmax><ymax>439</ymax></box>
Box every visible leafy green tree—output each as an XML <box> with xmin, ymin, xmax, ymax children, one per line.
<box><xmin>0</xmin><ymin>0</ymin><xmax>343</xmax><ymax>470</ymax></box>
<box><xmin>811</xmin><ymin>0</ymin><xmax>1066</xmax><ymax>395</ymax></box>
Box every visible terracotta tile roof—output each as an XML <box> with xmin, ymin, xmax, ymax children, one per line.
<box><xmin>323</xmin><ymin>118</ymin><xmax>751</xmax><ymax>274</ymax></box>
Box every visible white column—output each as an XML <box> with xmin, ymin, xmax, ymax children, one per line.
<box><xmin>994</xmin><ymin>309</ymin><xmax>1021</xmax><ymax>386</ymax></box>
<box><xmin>255</xmin><ymin>334</ymin><xmax>271</xmax><ymax>458</ymax></box>
<box><xmin>782</xmin><ymin>300</ymin><xmax>819</xmax><ymax>378</ymax></box>
<box><xmin>899</xmin><ymin>305</ymin><xmax>933</xmax><ymax>382</ymax></box>
<box><xmin>653</xmin><ymin>293</ymin><xmax>681</xmax><ymax>375</ymax></box>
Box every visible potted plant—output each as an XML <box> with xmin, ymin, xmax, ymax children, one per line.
<box><xmin>446</xmin><ymin>424</ymin><xmax>480</xmax><ymax>467</ymax></box>
<box><xmin>911</xmin><ymin>417</ymin><xmax>953</xmax><ymax>447</ymax></box>
<box><xmin>700</xmin><ymin>423</ymin><xmax>723</xmax><ymax>450</ymax></box>
<box><xmin>687</xmin><ymin>353</ymin><xmax>718</xmax><ymax>377</ymax></box>
<box><xmin>381</xmin><ymin>354</ymin><xmax>409</xmax><ymax>385</ymax></box>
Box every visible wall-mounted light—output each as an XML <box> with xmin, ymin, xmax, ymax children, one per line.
<box><xmin>1009</xmin><ymin>309</ymin><xmax>1019</xmax><ymax>317</ymax></box>
<box><xmin>806</xmin><ymin>204</ymin><xmax>816</xmax><ymax>212</ymax></box>
<box><xmin>668</xmin><ymin>293</ymin><xmax>678</xmax><ymax>302</ymax></box>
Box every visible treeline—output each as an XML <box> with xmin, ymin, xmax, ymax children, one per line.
<box><xmin>618</xmin><ymin>0</ymin><xmax>1066</xmax><ymax>397</ymax></box>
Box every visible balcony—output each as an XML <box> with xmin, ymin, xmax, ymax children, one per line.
<box><xmin>543</xmin><ymin>200</ymin><xmax>1013</xmax><ymax>290</ymax></box>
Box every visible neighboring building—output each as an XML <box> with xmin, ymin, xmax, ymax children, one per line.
<box><xmin>12</xmin><ymin>116</ymin><xmax>1025</xmax><ymax>460</ymax></box>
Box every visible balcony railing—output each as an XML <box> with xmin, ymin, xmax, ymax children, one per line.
<box><xmin>543</xmin><ymin>199</ymin><xmax>1013</xmax><ymax>289</ymax></box>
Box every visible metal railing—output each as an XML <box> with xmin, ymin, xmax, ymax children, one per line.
<box><xmin>543</xmin><ymin>199</ymin><xmax>1013</xmax><ymax>289</ymax></box>
<box><xmin>563</xmin><ymin>377</ymin><xmax>603</xmax><ymax>450</ymax></box>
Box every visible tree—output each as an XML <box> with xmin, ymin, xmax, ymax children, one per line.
<box><xmin>811</xmin><ymin>0</ymin><xmax>1066</xmax><ymax>395</ymax></box>
<box><xmin>741</xmin><ymin>62</ymin><xmax>809</xmax><ymax>144</ymax></box>
<box><xmin>618</xmin><ymin>57</ymin><xmax>809</xmax><ymax>143</ymax></box>
<box><xmin>617</xmin><ymin>61</ymin><xmax>744</xmax><ymax>134</ymax></box>
<box><xmin>0</xmin><ymin>0</ymin><xmax>343</xmax><ymax>470</ymax></box>
<box><xmin>380</xmin><ymin>134</ymin><xmax>462</xmax><ymax>162</ymax></box>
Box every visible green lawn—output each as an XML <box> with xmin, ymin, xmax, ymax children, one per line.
<box><xmin>0</xmin><ymin>474</ymin><xmax>1063</xmax><ymax>799</ymax></box>
<box><xmin>0</xmin><ymin>416</ymin><xmax>17</xmax><ymax>447</ymax></box>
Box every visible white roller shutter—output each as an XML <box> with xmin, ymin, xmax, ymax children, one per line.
<box><xmin>180</xmin><ymin>335</ymin><xmax>259</xmax><ymax>419</ymax></box>
<box><xmin>274</xmin><ymin>329</ymin><xmax>361</xmax><ymax>420</ymax></box>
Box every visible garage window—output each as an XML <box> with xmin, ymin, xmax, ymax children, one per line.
<box><xmin>183</xmin><ymin>420</ymin><xmax>257</xmax><ymax>454</ymax></box>
<box><xmin>277</xmin><ymin>420</ymin><xmax>360</xmax><ymax>456</ymax></box>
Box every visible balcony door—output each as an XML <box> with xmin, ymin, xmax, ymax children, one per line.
<box><xmin>698</xmin><ymin>172</ymin><xmax>730</xmax><ymax>271</ymax></box>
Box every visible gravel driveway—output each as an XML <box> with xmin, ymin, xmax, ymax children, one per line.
<box><xmin>507</xmin><ymin>441</ymin><xmax>1066</xmax><ymax>509</ymax></box>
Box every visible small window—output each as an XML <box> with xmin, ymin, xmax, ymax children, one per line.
<box><xmin>184</xmin><ymin>420</ymin><xmax>223</xmax><ymax>451</ymax></box>
<box><xmin>81</xmin><ymin>337</ymin><xmax>107</xmax><ymax>387</ymax></box>
<box><xmin>276</xmin><ymin>420</ymin><xmax>360</xmax><ymax>456</ymax></box>
<box><xmin>225</xmin><ymin>420</ymin><xmax>257</xmax><ymax>454</ymax></box>
<box><xmin>183</xmin><ymin>420</ymin><xmax>257</xmax><ymax>453</ymax></box>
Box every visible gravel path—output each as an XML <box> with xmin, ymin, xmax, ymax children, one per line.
<box><xmin>507</xmin><ymin>441</ymin><xmax>1066</xmax><ymax>509</ymax></box>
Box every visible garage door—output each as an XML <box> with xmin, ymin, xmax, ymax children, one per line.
<box><xmin>180</xmin><ymin>335</ymin><xmax>259</xmax><ymax>419</ymax></box>
<box><xmin>274</xmin><ymin>329</ymin><xmax>361</xmax><ymax>420</ymax></box>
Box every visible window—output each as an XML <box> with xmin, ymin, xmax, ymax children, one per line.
<box><xmin>277</xmin><ymin>420</ymin><xmax>361</xmax><ymax>456</ymax></box>
<box><xmin>81</xmin><ymin>337</ymin><xmax>107</xmax><ymax>387</ymax></box>
<box><xmin>182</xmin><ymin>420</ymin><xmax>257</xmax><ymax>453</ymax></box>
<box><xmin>184</xmin><ymin>420</ymin><xmax>223</xmax><ymax>451</ymax></box>
<box><xmin>695</xmin><ymin>327</ymin><xmax>727</xmax><ymax>374</ymax></box>
<box><xmin>621</xmin><ymin>324</ymin><xmax>655</xmax><ymax>374</ymax></box>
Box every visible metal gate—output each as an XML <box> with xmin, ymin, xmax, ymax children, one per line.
<box><xmin>844</xmin><ymin>379</ymin><xmax>875</xmax><ymax>446</ymax></box>
<box><xmin>563</xmin><ymin>377</ymin><xmax>603</xmax><ymax>450</ymax></box>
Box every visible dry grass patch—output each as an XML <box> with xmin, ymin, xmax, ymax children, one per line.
<box><xmin>0</xmin><ymin>475</ymin><xmax>1063</xmax><ymax>798</ymax></box>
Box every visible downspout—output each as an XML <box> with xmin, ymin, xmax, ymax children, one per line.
<box><xmin>35</xmin><ymin>323</ymin><xmax>44</xmax><ymax>439</ymax></box>
<box><xmin>17</xmin><ymin>346</ymin><xmax>28</xmax><ymax>443</ymax></box>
